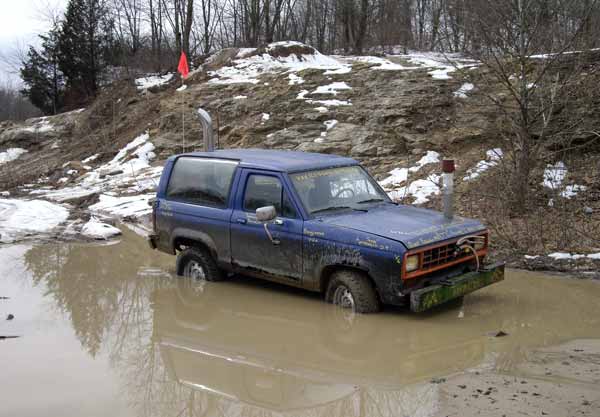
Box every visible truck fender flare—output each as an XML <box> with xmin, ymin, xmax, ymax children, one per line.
<box><xmin>170</xmin><ymin>228</ymin><xmax>218</xmax><ymax>258</ymax></box>
<box><xmin>318</xmin><ymin>263</ymin><xmax>377</xmax><ymax>295</ymax></box>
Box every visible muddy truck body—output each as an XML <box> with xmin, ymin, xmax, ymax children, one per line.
<box><xmin>148</xmin><ymin>149</ymin><xmax>504</xmax><ymax>313</ymax></box>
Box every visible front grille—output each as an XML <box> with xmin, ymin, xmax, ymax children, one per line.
<box><xmin>422</xmin><ymin>242</ymin><xmax>460</xmax><ymax>270</ymax></box>
<box><xmin>404</xmin><ymin>233</ymin><xmax>488</xmax><ymax>279</ymax></box>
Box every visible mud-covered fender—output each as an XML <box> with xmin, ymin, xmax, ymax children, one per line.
<box><xmin>302</xmin><ymin>221</ymin><xmax>406</xmax><ymax>302</ymax></box>
<box><xmin>170</xmin><ymin>227</ymin><xmax>219</xmax><ymax>260</ymax></box>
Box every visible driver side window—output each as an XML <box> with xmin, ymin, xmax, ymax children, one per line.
<box><xmin>243</xmin><ymin>174</ymin><xmax>297</xmax><ymax>218</ymax></box>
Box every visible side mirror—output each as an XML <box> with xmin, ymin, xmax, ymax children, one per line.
<box><xmin>256</xmin><ymin>205</ymin><xmax>277</xmax><ymax>222</ymax></box>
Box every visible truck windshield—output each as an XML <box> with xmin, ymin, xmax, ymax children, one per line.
<box><xmin>290</xmin><ymin>165</ymin><xmax>390</xmax><ymax>215</ymax></box>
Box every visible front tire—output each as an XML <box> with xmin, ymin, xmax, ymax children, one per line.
<box><xmin>325</xmin><ymin>270</ymin><xmax>380</xmax><ymax>314</ymax></box>
<box><xmin>176</xmin><ymin>247</ymin><xmax>224</xmax><ymax>281</ymax></box>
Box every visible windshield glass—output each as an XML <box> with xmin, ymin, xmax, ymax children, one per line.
<box><xmin>290</xmin><ymin>165</ymin><xmax>390</xmax><ymax>215</ymax></box>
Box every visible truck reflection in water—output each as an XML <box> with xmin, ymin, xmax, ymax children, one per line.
<box><xmin>18</xmin><ymin>230</ymin><xmax>600</xmax><ymax>417</ymax></box>
<box><xmin>151</xmin><ymin>276</ymin><xmax>486</xmax><ymax>415</ymax></box>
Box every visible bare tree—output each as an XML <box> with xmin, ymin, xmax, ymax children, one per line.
<box><xmin>468</xmin><ymin>0</ymin><xmax>599</xmax><ymax>213</ymax></box>
<box><xmin>111</xmin><ymin>0</ymin><xmax>143</xmax><ymax>55</ymax></box>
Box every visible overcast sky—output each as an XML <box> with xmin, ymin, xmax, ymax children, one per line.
<box><xmin>0</xmin><ymin>0</ymin><xmax>67</xmax><ymax>85</ymax></box>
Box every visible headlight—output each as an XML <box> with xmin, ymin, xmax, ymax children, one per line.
<box><xmin>405</xmin><ymin>254</ymin><xmax>420</xmax><ymax>272</ymax></box>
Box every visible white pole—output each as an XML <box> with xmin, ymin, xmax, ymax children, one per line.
<box><xmin>181</xmin><ymin>78</ymin><xmax>185</xmax><ymax>153</ymax></box>
<box><xmin>442</xmin><ymin>159</ymin><xmax>455</xmax><ymax>220</ymax></box>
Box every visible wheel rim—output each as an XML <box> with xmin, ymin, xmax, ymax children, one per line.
<box><xmin>184</xmin><ymin>260</ymin><xmax>206</xmax><ymax>280</ymax></box>
<box><xmin>333</xmin><ymin>285</ymin><xmax>355</xmax><ymax>311</ymax></box>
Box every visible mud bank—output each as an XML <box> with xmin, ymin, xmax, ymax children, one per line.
<box><xmin>435</xmin><ymin>339</ymin><xmax>600</xmax><ymax>417</ymax></box>
<box><xmin>1</xmin><ymin>228</ymin><xmax>600</xmax><ymax>416</ymax></box>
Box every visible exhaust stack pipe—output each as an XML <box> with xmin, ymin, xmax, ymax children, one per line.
<box><xmin>197</xmin><ymin>108</ymin><xmax>215</xmax><ymax>151</ymax></box>
<box><xmin>442</xmin><ymin>159</ymin><xmax>455</xmax><ymax>220</ymax></box>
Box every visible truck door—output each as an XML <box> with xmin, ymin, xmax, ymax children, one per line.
<box><xmin>230</xmin><ymin>170</ymin><xmax>303</xmax><ymax>281</ymax></box>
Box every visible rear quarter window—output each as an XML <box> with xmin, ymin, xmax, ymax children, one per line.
<box><xmin>166</xmin><ymin>157</ymin><xmax>238</xmax><ymax>208</ymax></box>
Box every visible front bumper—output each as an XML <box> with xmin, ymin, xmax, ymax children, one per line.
<box><xmin>410</xmin><ymin>262</ymin><xmax>505</xmax><ymax>312</ymax></box>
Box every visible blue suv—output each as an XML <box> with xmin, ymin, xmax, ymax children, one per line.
<box><xmin>148</xmin><ymin>149</ymin><xmax>504</xmax><ymax>313</ymax></box>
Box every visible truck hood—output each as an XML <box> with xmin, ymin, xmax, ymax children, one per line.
<box><xmin>319</xmin><ymin>204</ymin><xmax>486</xmax><ymax>249</ymax></box>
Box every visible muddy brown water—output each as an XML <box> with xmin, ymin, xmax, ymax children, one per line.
<box><xmin>1</xmin><ymin>228</ymin><xmax>600</xmax><ymax>417</ymax></box>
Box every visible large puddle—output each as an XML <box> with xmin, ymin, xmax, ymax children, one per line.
<box><xmin>2</xmin><ymin>228</ymin><xmax>600</xmax><ymax>417</ymax></box>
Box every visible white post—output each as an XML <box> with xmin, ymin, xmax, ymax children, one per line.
<box><xmin>442</xmin><ymin>159</ymin><xmax>455</xmax><ymax>220</ymax></box>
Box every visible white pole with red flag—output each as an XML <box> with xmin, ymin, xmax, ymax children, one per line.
<box><xmin>177</xmin><ymin>51</ymin><xmax>190</xmax><ymax>153</ymax></box>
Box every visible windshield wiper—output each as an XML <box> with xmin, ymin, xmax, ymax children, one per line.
<box><xmin>311</xmin><ymin>205</ymin><xmax>352</xmax><ymax>214</ymax></box>
<box><xmin>312</xmin><ymin>205</ymin><xmax>369</xmax><ymax>215</ymax></box>
<box><xmin>356</xmin><ymin>198</ymin><xmax>385</xmax><ymax>204</ymax></box>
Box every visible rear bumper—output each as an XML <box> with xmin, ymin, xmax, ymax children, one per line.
<box><xmin>410</xmin><ymin>262</ymin><xmax>505</xmax><ymax>312</ymax></box>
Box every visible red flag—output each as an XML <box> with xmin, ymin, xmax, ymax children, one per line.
<box><xmin>177</xmin><ymin>51</ymin><xmax>189</xmax><ymax>78</ymax></box>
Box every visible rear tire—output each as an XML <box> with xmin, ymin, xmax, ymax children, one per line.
<box><xmin>325</xmin><ymin>270</ymin><xmax>380</xmax><ymax>314</ymax></box>
<box><xmin>176</xmin><ymin>247</ymin><xmax>224</xmax><ymax>282</ymax></box>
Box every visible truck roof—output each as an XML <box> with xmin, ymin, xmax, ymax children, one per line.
<box><xmin>176</xmin><ymin>149</ymin><xmax>358</xmax><ymax>173</ymax></box>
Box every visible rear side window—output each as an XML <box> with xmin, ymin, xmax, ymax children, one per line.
<box><xmin>243</xmin><ymin>174</ymin><xmax>297</xmax><ymax>218</ymax></box>
<box><xmin>166</xmin><ymin>157</ymin><xmax>238</xmax><ymax>208</ymax></box>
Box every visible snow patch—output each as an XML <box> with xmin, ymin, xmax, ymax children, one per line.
<box><xmin>542</xmin><ymin>162</ymin><xmax>567</xmax><ymax>190</ymax></box>
<box><xmin>208</xmin><ymin>42</ymin><xmax>348</xmax><ymax>84</ymax></box>
<box><xmin>22</xmin><ymin>117</ymin><xmax>54</xmax><ymax>133</ymax></box>
<box><xmin>379</xmin><ymin>168</ymin><xmax>409</xmax><ymax>187</ymax></box>
<box><xmin>324</xmin><ymin>120</ymin><xmax>338</xmax><ymax>131</ymax></box>
<box><xmin>547</xmin><ymin>252</ymin><xmax>599</xmax><ymax>260</ymax></box>
<box><xmin>135</xmin><ymin>73</ymin><xmax>173</xmax><ymax>90</ymax></box>
<box><xmin>0</xmin><ymin>148</ymin><xmax>28</xmax><ymax>165</ymax></box>
<box><xmin>380</xmin><ymin>151</ymin><xmax>440</xmax><ymax>187</ymax></box>
<box><xmin>379</xmin><ymin>151</ymin><xmax>443</xmax><ymax>204</ymax></box>
<box><xmin>233</xmin><ymin>95</ymin><xmax>247</xmax><ymax>100</ymax></box>
<box><xmin>454</xmin><ymin>83</ymin><xmax>475</xmax><ymax>98</ymax></box>
<box><xmin>296</xmin><ymin>90</ymin><xmax>309</xmax><ymax>100</ymax></box>
<box><xmin>401</xmin><ymin>52</ymin><xmax>478</xmax><ymax>80</ymax></box>
<box><xmin>463</xmin><ymin>149</ymin><xmax>503</xmax><ymax>181</ymax></box>
<box><xmin>82</xmin><ymin>153</ymin><xmax>100</xmax><ymax>164</ymax></box>
<box><xmin>388</xmin><ymin>175</ymin><xmax>441</xmax><ymax>204</ymax></box>
<box><xmin>560</xmin><ymin>184</ymin><xmax>587</xmax><ymax>199</ymax></box>
<box><xmin>314</xmin><ymin>120</ymin><xmax>339</xmax><ymax>143</ymax></box>
<box><xmin>261</xmin><ymin>113</ymin><xmax>270</xmax><ymax>122</ymax></box>
<box><xmin>409</xmin><ymin>151</ymin><xmax>440</xmax><ymax>172</ymax></box>
<box><xmin>541</xmin><ymin>162</ymin><xmax>587</xmax><ymax>200</ymax></box>
<box><xmin>342</xmin><ymin>56</ymin><xmax>410</xmax><ymax>70</ymax></box>
<box><xmin>288</xmin><ymin>73</ymin><xmax>305</xmax><ymax>85</ymax></box>
<box><xmin>36</xmin><ymin>132</ymin><xmax>160</xmax><ymax>202</ymax></box>
<box><xmin>236</xmin><ymin>48</ymin><xmax>257</xmax><ymax>58</ymax></box>
<box><xmin>529</xmin><ymin>48</ymin><xmax>600</xmax><ymax>59</ymax></box>
<box><xmin>323</xmin><ymin>66</ymin><xmax>352</xmax><ymax>75</ymax></box>
<box><xmin>81</xmin><ymin>217</ymin><xmax>122</xmax><ymax>239</ymax></box>
<box><xmin>313</xmin><ymin>82</ymin><xmax>352</xmax><ymax>95</ymax></box>
<box><xmin>0</xmin><ymin>199</ymin><xmax>69</xmax><ymax>243</ymax></box>
<box><xmin>89</xmin><ymin>194</ymin><xmax>155</xmax><ymax>218</ymax></box>
<box><xmin>306</xmin><ymin>99</ymin><xmax>351</xmax><ymax>107</ymax></box>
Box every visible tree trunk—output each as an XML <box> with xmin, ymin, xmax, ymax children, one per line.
<box><xmin>182</xmin><ymin>0</ymin><xmax>194</xmax><ymax>57</ymax></box>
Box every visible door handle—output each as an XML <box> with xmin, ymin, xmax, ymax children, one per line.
<box><xmin>263</xmin><ymin>223</ymin><xmax>280</xmax><ymax>245</ymax></box>
<box><xmin>274</xmin><ymin>219</ymin><xmax>284</xmax><ymax>226</ymax></box>
<box><xmin>236</xmin><ymin>218</ymin><xmax>247</xmax><ymax>224</ymax></box>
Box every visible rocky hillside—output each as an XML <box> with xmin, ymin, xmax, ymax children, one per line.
<box><xmin>0</xmin><ymin>43</ymin><xmax>494</xmax><ymax>186</ymax></box>
<box><xmin>1</xmin><ymin>41</ymin><xmax>598</xmax><ymax>272</ymax></box>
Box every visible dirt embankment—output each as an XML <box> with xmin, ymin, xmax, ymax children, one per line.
<box><xmin>0</xmin><ymin>43</ymin><xmax>599</xmax><ymax>273</ymax></box>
